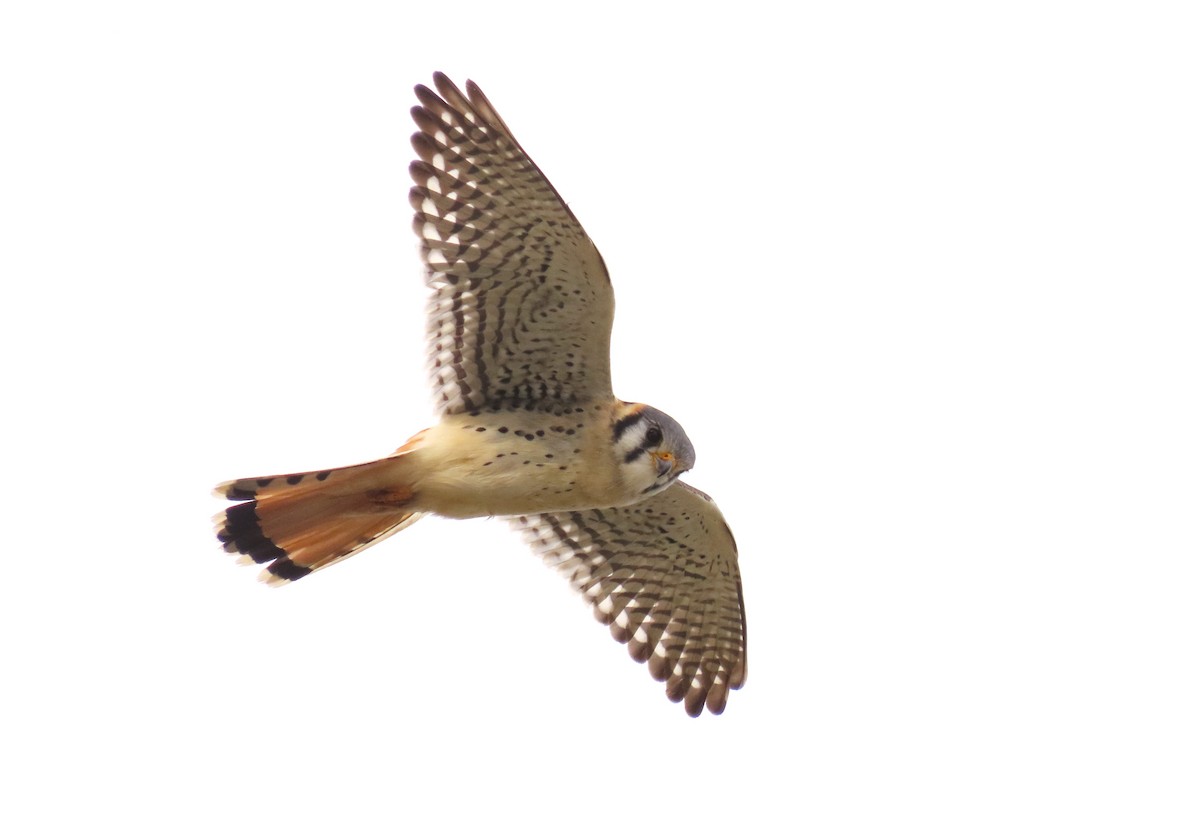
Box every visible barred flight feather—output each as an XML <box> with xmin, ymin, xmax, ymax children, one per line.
<box><xmin>214</xmin><ymin>457</ymin><xmax>424</xmax><ymax>586</ymax></box>
<box><xmin>410</xmin><ymin>72</ymin><xmax>615</xmax><ymax>415</ymax></box>
<box><xmin>511</xmin><ymin>481</ymin><xmax>747</xmax><ymax>716</ymax></box>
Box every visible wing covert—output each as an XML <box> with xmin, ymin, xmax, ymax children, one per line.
<box><xmin>511</xmin><ymin>482</ymin><xmax>747</xmax><ymax>716</ymax></box>
<box><xmin>410</xmin><ymin>73</ymin><xmax>615</xmax><ymax>415</ymax></box>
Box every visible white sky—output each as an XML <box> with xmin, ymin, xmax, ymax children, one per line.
<box><xmin>3</xmin><ymin>1</ymin><xmax>1198</xmax><ymax>837</ymax></box>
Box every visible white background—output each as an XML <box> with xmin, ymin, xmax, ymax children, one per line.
<box><xmin>3</xmin><ymin>1</ymin><xmax>1197</xmax><ymax>837</ymax></box>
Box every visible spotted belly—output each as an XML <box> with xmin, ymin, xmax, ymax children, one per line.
<box><xmin>411</xmin><ymin>409</ymin><xmax>619</xmax><ymax>518</ymax></box>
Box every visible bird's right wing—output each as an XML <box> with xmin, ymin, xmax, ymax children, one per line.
<box><xmin>510</xmin><ymin>482</ymin><xmax>747</xmax><ymax>716</ymax></box>
<box><xmin>410</xmin><ymin>73</ymin><xmax>615</xmax><ymax>415</ymax></box>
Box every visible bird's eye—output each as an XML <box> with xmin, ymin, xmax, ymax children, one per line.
<box><xmin>644</xmin><ymin>426</ymin><xmax>663</xmax><ymax>447</ymax></box>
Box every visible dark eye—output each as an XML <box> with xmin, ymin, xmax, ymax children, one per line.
<box><xmin>644</xmin><ymin>426</ymin><xmax>663</xmax><ymax>447</ymax></box>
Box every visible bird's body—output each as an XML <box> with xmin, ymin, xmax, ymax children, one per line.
<box><xmin>215</xmin><ymin>73</ymin><xmax>747</xmax><ymax>716</ymax></box>
<box><xmin>410</xmin><ymin>403</ymin><xmax>652</xmax><ymax>517</ymax></box>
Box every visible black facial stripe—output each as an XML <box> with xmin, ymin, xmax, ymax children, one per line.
<box><xmin>611</xmin><ymin>410</ymin><xmax>644</xmax><ymax>442</ymax></box>
<box><xmin>623</xmin><ymin>445</ymin><xmax>646</xmax><ymax>464</ymax></box>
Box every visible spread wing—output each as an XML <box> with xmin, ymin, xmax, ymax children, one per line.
<box><xmin>511</xmin><ymin>482</ymin><xmax>747</xmax><ymax>716</ymax></box>
<box><xmin>410</xmin><ymin>73</ymin><xmax>615</xmax><ymax>415</ymax></box>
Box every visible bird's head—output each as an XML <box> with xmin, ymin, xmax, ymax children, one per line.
<box><xmin>611</xmin><ymin>403</ymin><xmax>696</xmax><ymax>498</ymax></box>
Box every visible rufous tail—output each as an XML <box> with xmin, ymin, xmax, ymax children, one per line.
<box><xmin>214</xmin><ymin>453</ymin><xmax>424</xmax><ymax>586</ymax></box>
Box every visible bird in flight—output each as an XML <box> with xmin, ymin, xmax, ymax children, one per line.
<box><xmin>214</xmin><ymin>73</ymin><xmax>747</xmax><ymax>716</ymax></box>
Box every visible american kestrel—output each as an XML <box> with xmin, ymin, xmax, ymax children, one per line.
<box><xmin>214</xmin><ymin>73</ymin><xmax>747</xmax><ymax>716</ymax></box>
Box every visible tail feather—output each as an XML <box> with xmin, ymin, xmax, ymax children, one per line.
<box><xmin>214</xmin><ymin>456</ymin><xmax>423</xmax><ymax>585</ymax></box>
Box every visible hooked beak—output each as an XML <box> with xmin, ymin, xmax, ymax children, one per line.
<box><xmin>653</xmin><ymin>451</ymin><xmax>675</xmax><ymax>478</ymax></box>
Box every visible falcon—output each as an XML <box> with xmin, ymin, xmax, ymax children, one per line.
<box><xmin>214</xmin><ymin>73</ymin><xmax>747</xmax><ymax>716</ymax></box>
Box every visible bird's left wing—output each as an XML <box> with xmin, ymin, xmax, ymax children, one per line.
<box><xmin>510</xmin><ymin>482</ymin><xmax>747</xmax><ymax>716</ymax></box>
